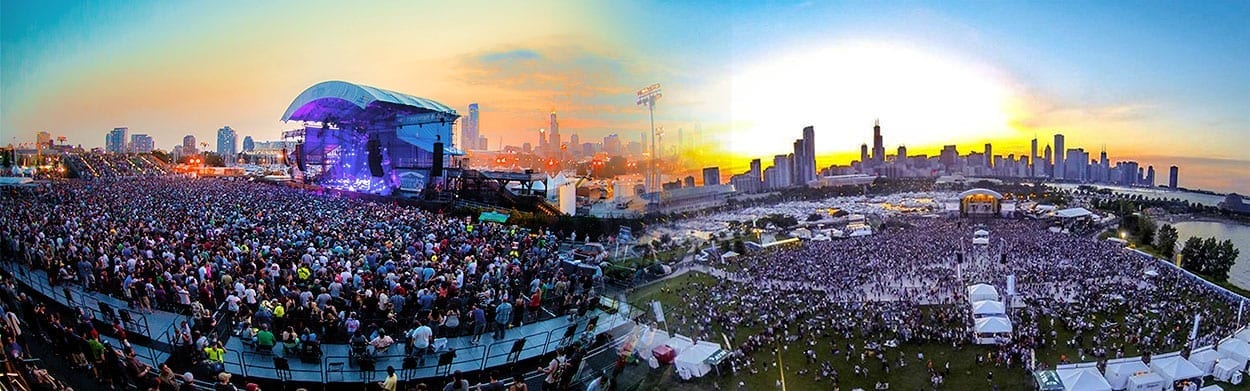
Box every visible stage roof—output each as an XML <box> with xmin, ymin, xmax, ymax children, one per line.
<box><xmin>958</xmin><ymin>188</ymin><xmax>1004</xmax><ymax>200</ymax></box>
<box><xmin>281</xmin><ymin>80</ymin><xmax>458</xmax><ymax>125</ymax></box>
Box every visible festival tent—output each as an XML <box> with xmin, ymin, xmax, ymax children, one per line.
<box><xmin>636</xmin><ymin>328</ymin><xmax>672</xmax><ymax>369</ymax></box>
<box><xmin>1213</xmin><ymin>358</ymin><xmax>1243</xmax><ymax>384</ymax></box>
<box><xmin>1199</xmin><ymin>385</ymin><xmax>1224</xmax><ymax>391</ymax></box>
<box><xmin>972</xmin><ymin>300</ymin><xmax>1007</xmax><ymax>317</ymax></box>
<box><xmin>1125</xmin><ymin>372</ymin><xmax>1166</xmax><ymax>391</ymax></box>
<box><xmin>1057</xmin><ymin>367</ymin><xmax>1113</xmax><ymax>391</ymax></box>
<box><xmin>1233</xmin><ymin>327</ymin><xmax>1250</xmax><ymax>343</ymax></box>
<box><xmin>1149</xmin><ymin>356</ymin><xmax>1205</xmax><ymax>388</ymax></box>
<box><xmin>674</xmin><ymin>341</ymin><xmax>725</xmax><ymax>380</ymax></box>
<box><xmin>974</xmin><ymin>229</ymin><xmax>989</xmax><ymax>236</ymax></box>
<box><xmin>1054</xmin><ymin>207</ymin><xmax>1095</xmax><ymax>219</ymax></box>
<box><xmin>1103</xmin><ymin>359</ymin><xmax>1150</xmax><ymax>390</ymax></box>
<box><xmin>968</xmin><ymin>284</ymin><xmax>1001</xmax><ymax>302</ymax></box>
<box><xmin>974</xmin><ymin>316</ymin><xmax>1013</xmax><ymax>344</ymax></box>
<box><xmin>1217</xmin><ymin>338</ymin><xmax>1250</xmax><ymax>369</ymax></box>
<box><xmin>1190</xmin><ymin>348</ymin><xmax>1220</xmax><ymax>375</ymax></box>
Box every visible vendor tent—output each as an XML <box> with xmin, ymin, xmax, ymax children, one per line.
<box><xmin>1054</xmin><ymin>207</ymin><xmax>1095</xmax><ymax>219</ymax></box>
<box><xmin>1150</xmin><ymin>356</ymin><xmax>1204</xmax><ymax>388</ymax></box>
<box><xmin>1125</xmin><ymin>372</ymin><xmax>1166</xmax><ymax>391</ymax></box>
<box><xmin>968</xmin><ymin>284</ymin><xmax>1001</xmax><ymax>302</ymax></box>
<box><xmin>636</xmin><ymin>328</ymin><xmax>672</xmax><ymax>369</ymax></box>
<box><xmin>1190</xmin><ymin>349</ymin><xmax>1220</xmax><ymax>375</ymax></box>
<box><xmin>1199</xmin><ymin>385</ymin><xmax>1224</xmax><ymax>391</ymax></box>
<box><xmin>1104</xmin><ymin>360</ymin><xmax>1150</xmax><ymax>390</ymax></box>
<box><xmin>972</xmin><ymin>300</ymin><xmax>1007</xmax><ymax>317</ymax></box>
<box><xmin>1217</xmin><ymin>338</ymin><xmax>1250</xmax><ymax>368</ymax></box>
<box><xmin>1058</xmin><ymin>367</ymin><xmax>1113</xmax><ymax>391</ymax></box>
<box><xmin>1234</xmin><ymin>327</ymin><xmax>1250</xmax><ymax>343</ymax></box>
<box><xmin>975</xmin><ymin>316</ymin><xmax>1013</xmax><ymax>334</ymax></box>
<box><xmin>674</xmin><ymin>341</ymin><xmax>724</xmax><ymax>380</ymax></box>
<box><xmin>1213</xmin><ymin>358</ymin><xmax>1243</xmax><ymax>384</ymax></box>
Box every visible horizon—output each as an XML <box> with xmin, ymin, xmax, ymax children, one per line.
<box><xmin>2</xmin><ymin>1</ymin><xmax>1248</xmax><ymax>193</ymax></box>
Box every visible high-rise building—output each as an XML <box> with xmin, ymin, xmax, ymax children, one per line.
<box><xmin>984</xmin><ymin>143</ymin><xmax>992</xmax><ymax>168</ymax></box>
<box><xmin>462</xmin><ymin>103</ymin><xmax>480</xmax><ymax>150</ymax></box>
<box><xmin>939</xmin><ymin>145</ymin><xmax>959</xmax><ymax>169</ymax></box>
<box><xmin>1030</xmin><ymin>138</ymin><xmax>1039</xmax><ymax>176</ymax></box>
<box><xmin>217</xmin><ymin>126</ymin><xmax>238</xmax><ymax>164</ymax></box>
<box><xmin>183</xmin><ymin>135</ymin><xmax>198</xmax><ymax>155</ymax></box>
<box><xmin>1053</xmin><ymin>134</ymin><xmax>1065</xmax><ymax>179</ymax></box>
<box><xmin>129</xmin><ymin>134</ymin><xmax>154</xmax><ymax>153</ymax></box>
<box><xmin>792</xmin><ymin>139</ymin><xmax>806</xmax><ymax>185</ymax></box>
<box><xmin>702</xmin><ymin>167</ymin><xmax>721</xmax><ymax>186</ymax></box>
<box><xmin>860</xmin><ymin>144</ymin><xmax>869</xmax><ymax>166</ymax></box>
<box><xmin>538</xmin><ymin>128</ymin><xmax>547</xmax><ymax>152</ymax></box>
<box><xmin>771</xmin><ymin>154</ymin><xmax>792</xmax><ymax>189</ymax></box>
<box><xmin>871</xmin><ymin>120</ymin><xmax>885</xmax><ymax>166</ymax></box>
<box><xmin>1145</xmin><ymin>166</ymin><xmax>1156</xmax><ymax>187</ymax></box>
<box><xmin>36</xmin><ymin>131</ymin><xmax>51</xmax><ymax>148</ymax></box>
<box><xmin>683</xmin><ymin>176</ymin><xmax>695</xmax><ymax>188</ymax></box>
<box><xmin>603</xmin><ymin>134</ymin><xmax>622</xmax><ymax>156</ymax></box>
<box><xmin>801</xmin><ymin>126</ymin><xmax>816</xmax><ymax>184</ymax></box>
<box><xmin>1043</xmin><ymin>145</ymin><xmax>1053</xmax><ymax>176</ymax></box>
<box><xmin>1064</xmin><ymin>148</ymin><xmax>1087</xmax><ymax>181</ymax></box>
<box><xmin>548</xmin><ymin>110</ymin><xmax>560</xmax><ymax>153</ymax></box>
<box><xmin>749</xmin><ymin>158</ymin><xmax>762</xmax><ymax>183</ymax></box>
<box><xmin>1168</xmin><ymin>166</ymin><xmax>1179</xmax><ymax>189</ymax></box>
<box><xmin>569</xmin><ymin>134</ymin><xmax>580</xmax><ymax>154</ymax></box>
<box><xmin>106</xmin><ymin>127</ymin><xmax>129</xmax><ymax>154</ymax></box>
<box><xmin>242</xmin><ymin>136</ymin><xmax>255</xmax><ymax>152</ymax></box>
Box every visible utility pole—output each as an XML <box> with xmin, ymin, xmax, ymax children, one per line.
<box><xmin>636</xmin><ymin>83</ymin><xmax>662</xmax><ymax>193</ymax></box>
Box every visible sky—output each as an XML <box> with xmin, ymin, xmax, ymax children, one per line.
<box><xmin>2</xmin><ymin>0</ymin><xmax>1249</xmax><ymax>193</ymax></box>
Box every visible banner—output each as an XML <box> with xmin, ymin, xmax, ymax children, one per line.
<box><xmin>619</xmin><ymin>226</ymin><xmax>634</xmax><ymax>243</ymax></box>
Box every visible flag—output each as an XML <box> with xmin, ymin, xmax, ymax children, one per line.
<box><xmin>1190</xmin><ymin>313</ymin><xmax>1201</xmax><ymax>342</ymax></box>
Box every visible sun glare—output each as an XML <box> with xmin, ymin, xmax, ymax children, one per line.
<box><xmin>729</xmin><ymin>42</ymin><xmax>1019</xmax><ymax>157</ymax></box>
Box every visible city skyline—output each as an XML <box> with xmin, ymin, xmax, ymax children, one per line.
<box><xmin>2</xmin><ymin>1</ymin><xmax>1248</xmax><ymax>193</ymax></box>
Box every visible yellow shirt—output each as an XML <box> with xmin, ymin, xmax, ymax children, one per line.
<box><xmin>204</xmin><ymin>347</ymin><xmax>225</xmax><ymax>363</ymax></box>
<box><xmin>382</xmin><ymin>374</ymin><xmax>397</xmax><ymax>391</ymax></box>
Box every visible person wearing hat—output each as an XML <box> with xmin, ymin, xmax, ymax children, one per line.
<box><xmin>179</xmin><ymin>373</ymin><xmax>196</xmax><ymax>391</ymax></box>
<box><xmin>214</xmin><ymin>372</ymin><xmax>236</xmax><ymax>391</ymax></box>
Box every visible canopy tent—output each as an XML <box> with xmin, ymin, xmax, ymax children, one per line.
<box><xmin>1054</xmin><ymin>207</ymin><xmax>1095</xmax><ymax>219</ymax></box>
<box><xmin>1200</xmin><ymin>385</ymin><xmax>1224</xmax><ymax>391</ymax></box>
<box><xmin>972</xmin><ymin>300</ymin><xmax>1007</xmax><ymax>317</ymax></box>
<box><xmin>1149</xmin><ymin>356</ymin><xmax>1204</xmax><ymax>387</ymax></box>
<box><xmin>635</xmin><ymin>327</ymin><xmax>672</xmax><ymax>369</ymax></box>
<box><xmin>973</xmin><ymin>237</ymin><xmax>990</xmax><ymax>245</ymax></box>
<box><xmin>1103</xmin><ymin>359</ymin><xmax>1150</xmax><ymax>390</ymax></box>
<box><xmin>975</xmin><ymin>316</ymin><xmax>1013</xmax><ymax>334</ymax></box>
<box><xmin>1234</xmin><ymin>327</ymin><xmax>1250</xmax><ymax>343</ymax></box>
<box><xmin>968</xmin><ymin>284</ymin><xmax>1001</xmax><ymax>302</ymax></box>
<box><xmin>674</xmin><ymin>341</ymin><xmax>725</xmax><ymax>380</ymax></box>
<box><xmin>1125</xmin><ymin>372</ymin><xmax>1166</xmax><ymax>391</ymax></box>
<box><xmin>1217</xmin><ymin>338</ymin><xmax>1250</xmax><ymax>368</ymax></box>
<box><xmin>1213</xmin><ymin>358</ymin><xmax>1243</xmax><ymax>384</ymax></box>
<box><xmin>974</xmin><ymin>229</ymin><xmax>989</xmax><ymax>236</ymax></box>
<box><xmin>1190</xmin><ymin>348</ymin><xmax>1220</xmax><ymax>375</ymax></box>
<box><xmin>1057</xmin><ymin>367</ymin><xmax>1113</xmax><ymax>391</ymax></box>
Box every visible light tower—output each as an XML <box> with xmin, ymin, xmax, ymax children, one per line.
<box><xmin>636</xmin><ymin>83</ymin><xmax>663</xmax><ymax>192</ymax></box>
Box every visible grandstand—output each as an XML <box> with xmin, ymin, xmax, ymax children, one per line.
<box><xmin>62</xmin><ymin>153</ymin><xmax>173</xmax><ymax>178</ymax></box>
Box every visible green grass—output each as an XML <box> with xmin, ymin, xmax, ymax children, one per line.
<box><xmin>625</xmin><ymin>271</ymin><xmax>1250</xmax><ymax>391</ymax></box>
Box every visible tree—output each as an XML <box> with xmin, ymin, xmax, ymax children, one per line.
<box><xmin>1180</xmin><ymin>236</ymin><xmax>1205</xmax><ymax>273</ymax></box>
<box><xmin>1156</xmin><ymin>224</ymin><xmax>1179</xmax><ymax>259</ymax></box>
<box><xmin>1138</xmin><ymin>216</ymin><xmax>1157</xmax><ymax>247</ymax></box>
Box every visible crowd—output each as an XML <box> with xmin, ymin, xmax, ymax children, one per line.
<box><xmin>669</xmin><ymin>217</ymin><xmax>1245</xmax><ymax>389</ymax></box>
<box><xmin>61</xmin><ymin>153</ymin><xmax>172</xmax><ymax>179</ymax></box>
<box><xmin>0</xmin><ymin>177</ymin><xmax>604</xmax><ymax>388</ymax></box>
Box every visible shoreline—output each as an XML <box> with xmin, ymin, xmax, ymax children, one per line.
<box><xmin>1159</xmin><ymin>213</ymin><xmax>1250</xmax><ymax>227</ymax></box>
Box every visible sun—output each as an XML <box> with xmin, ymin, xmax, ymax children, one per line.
<box><xmin>728</xmin><ymin>41</ymin><xmax>1021</xmax><ymax>158</ymax></box>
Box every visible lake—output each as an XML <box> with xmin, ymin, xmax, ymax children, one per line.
<box><xmin>1171</xmin><ymin>220</ymin><xmax>1250</xmax><ymax>291</ymax></box>
<box><xmin>1049</xmin><ymin>183</ymin><xmax>1227</xmax><ymax>207</ymax></box>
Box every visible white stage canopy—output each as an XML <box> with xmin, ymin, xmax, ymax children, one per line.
<box><xmin>1057</xmin><ymin>367</ymin><xmax>1112</xmax><ymax>391</ymax></box>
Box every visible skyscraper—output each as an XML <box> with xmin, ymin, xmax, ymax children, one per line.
<box><xmin>217</xmin><ymin>126</ymin><xmax>238</xmax><ymax>165</ymax></box>
<box><xmin>36</xmin><ymin>131</ymin><xmax>51</xmax><ymax>148</ymax></box>
<box><xmin>1030</xmin><ymin>137</ymin><xmax>1039</xmax><ymax>176</ymax></box>
<box><xmin>860</xmin><ymin>144</ymin><xmax>869</xmax><ymax>166</ymax></box>
<box><xmin>702</xmin><ymin>167</ymin><xmax>721</xmax><ymax>186</ymax></box>
<box><xmin>792</xmin><ymin>139</ymin><xmax>805</xmax><ymax>185</ymax></box>
<box><xmin>106</xmin><ymin>127</ymin><xmax>128</xmax><ymax>154</ymax></box>
<box><xmin>242</xmin><ymin>136</ymin><xmax>255</xmax><ymax>152</ymax></box>
<box><xmin>129</xmin><ymin>134</ymin><xmax>154</xmax><ymax>153</ymax></box>
<box><xmin>801</xmin><ymin>125</ymin><xmax>816</xmax><ymax>184</ymax></box>
<box><xmin>984</xmin><ymin>143</ymin><xmax>992</xmax><ymax>168</ymax></box>
<box><xmin>1043</xmin><ymin>145</ymin><xmax>1052</xmax><ymax>176</ymax></box>
<box><xmin>1169</xmin><ymin>166</ymin><xmax>1179</xmax><ymax>189</ymax></box>
<box><xmin>871</xmin><ymin>120</ymin><xmax>885</xmax><ymax>166</ymax></box>
<box><xmin>548</xmin><ymin>110</ymin><xmax>560</xmax><ymax>152</ymax></box>
<box><xmin>1053</xmin><ymin>134</ymin><xmax>1065</xmax><ymax>179</ymax></box>
<box><xmin>1145</xmin><ymin>165</ymin><xmax>1156</xmax><ymax>187</ymax></box>
<box><xmin>462</xmin><ymin>103</ymin><xmax>480</xmax><ymax>150</ymax></box>
<box><xmin>183</xmin><ymin>135</ymin><xmax>198</xmax><ymax>155</ymax></box>
<box><xmin>771</xmin><ymin>154</ymin><xmax>792</xmax><ymax>189</ymax></box>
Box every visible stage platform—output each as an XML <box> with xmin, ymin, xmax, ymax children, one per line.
<box><xmin>0</xmin><ymin>260</ymin><xmax>638</xmax><ymax>384</ymax></box>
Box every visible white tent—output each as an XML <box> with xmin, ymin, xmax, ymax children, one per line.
<box><xmin>968</xmin><ymin>284</ymin><xmax>1000</xmax><ymax>302</ymax></box>
<box><xmin>1057</xmin><ymin>367</ymin><xmax>1113</xmax><ymax>391</ymax></box>
<box><xmin>636</xmin><ymin>328</ymin><xmax>672</xmax><ymax>369</ymax></box>
<box><xmin>1054</xmin><ymin>207</ymin><xmax>1095</xmax><ymax>219</ymax></box>
<box><xmin>974</xmin><ymin>316</ymin><xmax>1013</xmax><ymax>338</ymax></box>
<box><xmin>1104</xmin><ymin>359</ymin><xmax>1150</xmax><ymax>390</ymax></box>
<box><xmin>1190</xmin><ymin>349</ymin><xmax>1220</xmax><ymax>375</ymax></box>
<box><xmin>1217</xmin><ymin>338</ymin><xmax>1250</xmax><ymax>368</ymax></box>
<box><xmin>973</xmin><ymin>237</ymin><xmax>990</xmax><ymax>245</ymax></box>
<box><xmin>1125</xmin><ymin>372</ymin><xmax>1166</xmax><ymax>391</ymax></box>
<box><xmin>1234</xmin><ymin>327</ymin><xmax>1250</xmax><ymax>343</ymax></box>
<box><xmin>665</xmin><ymin>334</ymin><xmax>695</xmax><ymax>356</ymax></box>
<box><xmin>974</xmin><ymin>229</ymin><xmax>989</xmax><ymax>236</ymax></box>
<box><xmin>1199</xmin><ymin>385</ymin><xmax>1223</xmax><ymax>391</ymax></box>
<box><xmin>972</xmin><ymin>300</ymin><xmax>1007</xmax><ymax>317</ymax></box>
<box><xmin>674</xmin><ymin>341</ymin><xmax>724</xmax><ymax>380</ymax></box>
<box><xmin>1213</xmin><ymin>358</ymin><xmax>1243</xmax><ymax>384</ymax></box>
<box><xmin>1150</xmin><ymin>355</ymin><xmax>1204</xmax><ymax>387</ymax></box>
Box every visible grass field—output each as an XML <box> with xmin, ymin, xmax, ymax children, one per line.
<box><xmin>625</xmin><ymin>272</ymin><xmax>1250</xmax><ymax>391</ymax></box>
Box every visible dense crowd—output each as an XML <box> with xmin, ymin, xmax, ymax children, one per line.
<box><xmin>61</xmin><ymin>153</ymin><xmax>172</xmax><ymax>178</ymax></box>
<box><xmin>676</xmin><ymin>217</ymin><xmax>1243</xmax><ymax>389</ymax></box>
<box><xmin>0</xmin><ymin>177</ymin><xmax>603</xmax><ymax>386</ymax></box>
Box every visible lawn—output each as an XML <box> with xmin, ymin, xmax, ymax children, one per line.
<box><xmin>625</xmin><ymin>272</ymin><xmax>1250</xmax><ymax>391</ymax></box>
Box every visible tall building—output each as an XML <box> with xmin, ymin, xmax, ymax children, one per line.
<box><xmin>801</xmin><ymin>125</ymin><xmax>816</xmax><ymax>184</ymax></box>
<box><xmin>106</xmin><ymin>127</ymin><xmax>129</xmax><ymax>154</ymax></box>
<box><xmin>1064</xmin><ymin>148</ymin><xmax>1087</xmax><ymax>181</ymax></box>
<box><xmin>603</xmin><ymin>134</ymin><xmax>622</xmax><ymax>156</ymax></box>
<box><xmin>1030</xmin><ymin>137</ymin><xmax>1039</xmax><ymax>176</ymax></box>
<box><xmin>462</xmin><ymin>103</ymin><xmax>480</xmax><ymax>150</ymax></box>
<box><xmin>770</xmin><ymin>154</ymin><xmax>792</xmax><ymax>189</ymax></box>
<box><xmin>792</xmin><ymin>139</ymin><xmax>806</xmax><ymax>185</ymax></box>
<box><xmin>183</xmin><ymin>135</ymin><xmax>198</xmax><ymax>155</ymax></box>
<box><xmin>1145</xmin><ymin>165</ymin><xmax>1156</xmax><ymax>187</ymax></box>
<box><xmin>548</xmin><ymin>110</ymin><xmax>560</xmax><ymax>153</ymax></box>
<box><xmin>939</xmin><ymin>145</ymin><xmax>959</xmax><ymax>169</ymax></box>
<box><xmin>538</xmin><ymin>128</ymin><xmax>547</xmax><ymax>152</ymax></box>
<box><xmin>242</xmin><ymin>136</ymin><xmax>255</xmax><ymax>152</ymax></box>
<box><xmin>129</xmin><ymin>134</ymin><xmax>154</xmax><ymax>153</ymax></box>
<box><xmin>1099</xmin><ymin>148</ymin><xmax>1110</xmax><ymax>182</ymax></box>
<box><xmin>871</xmin><ymin>120</ymin><xmax>885</xmax><ymax>166</ymax></box>
<box><xmin>1043</xmin><ymin>145</ymin><xmax>1053</xmax><ymax>176</ymax></box>
<box><xmin>983</xmin><ymin>143</ymin><xmax>992</xmax><ymax>168</ymax></box>
<box><xmin>749</xmin><ymin>159</ymin><xmax>762</xmax><ymax>183</ymax></box>
<box><xmin>1053</xmin><ymin>134</ymin><xmax>1065</xmax><ymax>179</ymax></box>
<box><xmin>217</xmin><ymin>126</ymin><xmax>238</xmax><ymax>164</ymax></box>
<box><xmin>1169</xmin><ymin>166</ymin><xmax>1179</xmax><ymax>189</ymax></box>
<box><xmin>702</xmin><ymin>167</ymin><xmax>721</xmax><ymax>186</ymax></box>
<box><xmin>860</xmin><ymin>144</ymin><xmax>869</xmax><ymax>165</ymax></box>
<box><xmin>569</xmin><ymin>134</ymin><xmax>580</xmax><ymax>154</ymax></box>
<box><xmin>36</xmin><ymin>131</ymin><xmax>51</xmax><ymax>148</ymax></box>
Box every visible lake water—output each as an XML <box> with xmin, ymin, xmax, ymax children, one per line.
<box><xmin>1171</xmin><ymin>221</ymin><xmax>1250</xmax><ymax>291</ymax></box>
<box><xmin>1049</xmin><ymin>183</ymin><xmax>1227</xmax><ymax>207</ymax></box>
